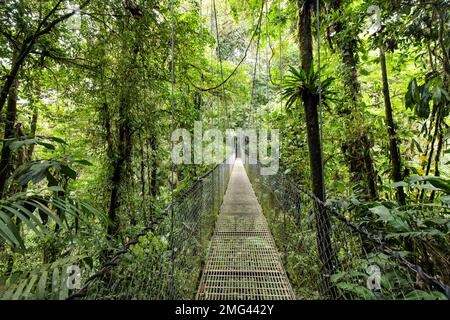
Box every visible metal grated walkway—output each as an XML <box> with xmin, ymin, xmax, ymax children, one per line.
<box><xmin>197</xmin><ymin>159</ymin><xmax>295</xmax><ymax>300</ymax></box>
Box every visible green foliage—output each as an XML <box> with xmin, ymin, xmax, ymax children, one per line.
<box><xmin>424</xmin><ymin>177</ymin><xmax>450</xmax><ymax>194</ymax></box>
<box><xmin>4</xmin><ymin>136</ymin><xmax>66</xmax><ymax>151</ymax></box>
<box><xmin>405</xmin><ymin>77</ymin><xmax>449</xmax><ymax>119</ymax></box>
<box><xmin>405</xmin><ymin>290</ymin><xmax>447</xmax><ymax>300</ymax></box>
<box><xmin>13</xmin><ymin>156</ymin><xmax>92</xmax><ymax>187</ymax></box>
<box><xmin>369</xmin><ymin>204</ymin><xmax>448</xmax><ymax>240</ymax></box>
<box><xmin>0</xmin><ymin>189</ymin><xmax>108</xmax><ymax>251</ymax></box>
<box><xmin>330</xmin><ymin>253</ymin><xmax>447</xmax><ymax>300</ymax></box>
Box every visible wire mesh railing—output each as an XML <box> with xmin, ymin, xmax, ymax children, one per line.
<box><xmin>245</xmin><ymin>161</ymin><xmax>450</xmax><ymax>300</ymax></box>
<box><xmin>69</xmin><ymin>160</ymin><xmax>233</xmax><ymax>300</ymax></box>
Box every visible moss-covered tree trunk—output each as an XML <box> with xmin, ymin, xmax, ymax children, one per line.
<box><xmin>331</xmin><ymin>0</ymin><xmax>378</xmax><ymax>200</ymax></box>
<box><xmin>106</xmin><ymin>100</ymin><xmax>132</xmax><ymax>238</ymax></box>
<box><xmin>297</xmin><ymin>0</ymin><xmax>335</xmax><ymax>298</ymax></box>
<box><xmin>0</xmin><ymin>50</ymin><xmax>19</xmax><ymax>198</ymax></box>
<box><xmin>379</xmin><ymin>47</ymin><xmax>406</xmax><ymax>205</ymax></box>
<box><xmin>105</xmin><ymin>7</ymin><xmax>140</xmax><ymax>239</ymax></box>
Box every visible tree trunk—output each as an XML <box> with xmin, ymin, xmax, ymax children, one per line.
<box><xmin>0</xmin><ymin>0</ymin><xmax>90</xmax><ymax>114</ymax></box>
<box><xmin>331</xmin><ymin>0</ymin><xmax>378</xmax><ymax>200</ymax></box>
<box><xmin>337</xmin><ymin>34</ymin><xmax>360</xmax><ymax>107</ymax></box>
<box><xmin>379</xmin><ymin>47</ymin><xmax>406</xmax><ymax>205</ymax></box>
<box><xmin>27</xmin><ymin>108</ymin><xmax>39</xmax><ymax>161</ymax></box>
<box><xmin>0</xmin><ymin>51</ymin><xmax>19</xmax><ymax>198</ymax></box>
<box><xmin>139</xmin><ymin>133</ymin><xmax>147</xmax><ymax>222</ymax></box>
<box><xmin>102</xmin><ymin>102</ymin><xmax>115</xmax><ymax>160</ymax></box>
<box><xmin>106</xmin><ymin>99</ymin><xmax>132</xmax><ymax>238</ymax></box>
<box><xmin>430</xmin><ymin>107</ymin><xmax>444</xmax><ymax>202</ymax></box>
<box><xmin>149</xmin><ymin>135</ymin><xmax>158</xmax><ymax>199</ymax></box>
<box><xmin>297</xmin><ymin>0</ymin><xmax>335</xmax><ymax>298</ymax></box>
<box><xmin>0</xmin><ymin>43</ymin><xmax>32</xmax><ymax>115</ymax></box>
<box><xmin>437</xmin><ymin>9</ymin><xmax>450</xmax><ymax>80</ymax></box>
<box><xmin>146</xmin><ymin>139</ymin><xmax>152</xmax><ymax>195</ymax></box>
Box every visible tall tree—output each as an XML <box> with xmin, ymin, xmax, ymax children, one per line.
<box><xmin>379</xmin><ymin>45</ymin><xmax>407</xmax><ymax>205</ymax></box>
<box><xmin>297</xmin><ymin>0</ymin><xmax>335</xmax><ymax>297</ymax></box>
<box><xmin>103</xmin><ymin>2</ymin><xmax>142</xmax><ymax>239</ymax></box>
<box><xmin>0</xmin><ymin>51</ymin><xmax>19</xmax><ymax>197</ymax></box>
<box><xmin>329</xmin><ymin>0</ymin><xmax>378</xmax><ymax>199</ymax></box>
<box><xmin>0</xmin><ymin>0</ymin><xmax>91</xmax><ymax>114</ymax></box>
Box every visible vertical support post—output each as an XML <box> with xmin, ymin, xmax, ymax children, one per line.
<box><xmin>314</xmin><ymin>202</ymin><xmax>336</xmax><ymax>299</ymax></box>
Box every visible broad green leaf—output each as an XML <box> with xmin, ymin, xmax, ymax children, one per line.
<box><xmin>47</xmin><ymin>186</ymin><xmax>65</xmax><ymax>193</ymax></box>
<box><xmin>369</xmin><ymin>206</ymin><xmax>410</xmax><ymax>232</ymax></box>
<box><xmin>440</xmin><ymin>195</ymin><xmax>450</xmax><ymax>205</ymax></box>
<box><xmin>24</xmin><ymin>199</ymin><xmax>63</xmax><ymax>226</ymax></box>
<box><xmin>60</xmin><ymin>165</ymin><xmax>77</xmax><ymax>180</ymax></box>
<box><xmin>369</xmin><ymin>206</ymin><xmax>392</xmax><ymax>221</ymax></box>
<box><xmin>46</xmin><ymin>136</ymin><xmax>67</xmax><ymax>145</ymax></box>
<box><xmin>36</xmin><ymin>141</ymin><xmax>55</xmax><ymax>150</ymax></box>
<box><xmin>8</xmin><ymin>141</ymin><xmax>26</xmax><ymax>150</ymax></box>
<box><xmin>72</xmin><ymin>159</ymin><xmax>93</xmax><ymax>166</ymax></box>
<box><xmin>426</xmin><ymin>177</ymin><xmax>450</xmax><ymax>194</ymax></box>
<box><xmin>416</xmin><ymin>183</ymin><xmax>441</xmax><ymax>191</ymax></box>
<box><xmin>0</xmin><ymin>205</ymin><xmax>44</xmax><ymax>239</ymax></box>
<box><xmin>0</xmin><ymin>211</ymin><xmax>24</xmax><ymax>249</ymax></box>
<box><xmin>388</xmin><ymin>181</ymin><xmax>408</xmax><ymax>188</ymax></box>
<box><xmin>336</xmin><ymin>282</ymin><xmax>376</xmax><ymax>299</ymax></box>
<box><xmin>9</xmin><ymin>203</ymin><xmax>49</xmax><ymax>235</ymax></box>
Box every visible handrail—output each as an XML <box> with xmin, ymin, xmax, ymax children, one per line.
<box><xmin>67</xmin><ymin>158</ymin><xmax>233</xmax><ymax>300</ymax></box>
<box><xmin>245</xmin><ymin>160</ymin><xmax>450</xmax><ymax>299</ymax></box>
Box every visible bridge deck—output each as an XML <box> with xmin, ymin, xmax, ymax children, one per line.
<box><xmin>197</xmin><ymin>159</ymin><xmax>295</xmax><ymax>300</ymax></box>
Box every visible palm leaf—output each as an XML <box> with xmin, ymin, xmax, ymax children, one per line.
<box><xmin>0</xmin><ymin>190</ymin><xmax>105</xmax><ymax>250</ymax></box>
<box><xmin>1</xmin><ymin>255</ymin><xmax>86</xmax><ymax>300</ymax></box>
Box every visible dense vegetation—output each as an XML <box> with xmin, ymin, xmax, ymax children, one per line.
<box><xmin>0</xmin><ymin>0</ymin><xmax>448</xmax><ymax>299</ymax></box>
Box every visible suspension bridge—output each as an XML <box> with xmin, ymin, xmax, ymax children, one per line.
<box><xmin>197</xmin><ymin>159</ymin><xmax>294</xmax><ymax>300</ymax></box>
<box><xmin>68</xmin><ymin>155</ymin><xmax>449</xmax><ymax>300</ymax></box>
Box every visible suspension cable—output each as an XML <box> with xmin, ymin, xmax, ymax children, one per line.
<box><xmin>316</xmin><ymin>0</ymin><xmax>325</xmax><ymax>199</ymax></box>
<box><xmin>250</xmin><ymin>0</ymin><xmax>264</xmax><ymax>127</ymax></box>
<box><xmin>265</xmin><ymin>0</ymin><xmax>270</xmax><ymax>109</ymax></box>
<box><xmin>212</xmin><ymin>0</ymin><xmax>223</xmax><ymax>81</ymax></box>
<box><xmin>212</xmin><ymin>0</ymin><xmax>228</xmax><ymax>127</ymax></box>
<box><xmin>265</xmin><ymin>0</ymin><xmax>280</xmax><ymax>88</ymax></box>
<box><xmin>169</xmin><ymin>0</ymin><xmax>176</xmax><ymax>299</ymax></box>
<box><xmin>279</xmin><ymin>0</ymin><xmax>284</xmax><ymax>155</ymax></box>
<box><xmin>188</xmin><ymin>1</ymin><xmax>265</xmax><ymax>92</ymax></box>
<box><xmin>199</xmin><ymin>0</ymin><xmax>203</xmax><ymax>122</ymax></box>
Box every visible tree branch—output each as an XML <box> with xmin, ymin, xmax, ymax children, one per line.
<box><xmin>0</xmin><ymin>0</ymin><xmax>92</xmax><ymax>114</ymax></box>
